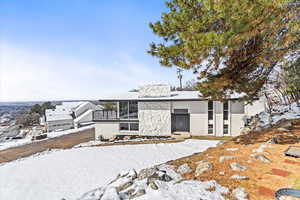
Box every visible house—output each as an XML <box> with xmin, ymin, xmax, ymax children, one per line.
<box><xmin>44</xmin><ymin>101</ymin><xmax>103</xmax><ymax>132</ymax></box>
<box><xmin>73</xmin><ymin>102</ymin><xmax>103</xmax><ymax>128</ymax></box>
<box><xmin>45</xmin><ymin>108</ymin><xmax>74</xmax><ymax>132</ymax></box>
<box><xmin>93</xmin><ymin>84</ymin><xmax>266</xmax><ymax>140</ymax></box>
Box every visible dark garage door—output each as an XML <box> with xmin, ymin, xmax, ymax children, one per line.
<box><xmin>171</xmin><ymin>114</ymin><xmax>190</xmax><ymax>132</ymax></box>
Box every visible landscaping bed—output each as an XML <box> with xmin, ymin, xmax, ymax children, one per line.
<box><xmin>167</xmin><ymin>119</ymin><xmax>300</xmax><ymax>200</ymax></box>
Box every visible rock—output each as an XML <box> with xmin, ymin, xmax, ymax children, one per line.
<box><xmin>123</xmin><ymin>136</ymin><xmax>131</xmax><ymax>140</ymax></box>
<box><xmin>278</xmin><ymin>127</ymin><xmax>290</xmax><ymax>132</ymax></box>
<box><xmin>148</xmin><ymin>182</ymin><xmax>159</xmax><ymax>190</ymax></box>
<box><xmin>253</xmin><ymin>154</ymin><xmax>271</xmax><ymax>163</ymax></box>
<box><xmin>126</xmin><ymin>188</ymin><xmax>135</xmax><ymax>196</ymax></box>
<box><xmin>232</xmin><ymin>187</ymin><xmax>248</xmax><ymax>200</ymax></box>
<box><xmin>266</xmin><ymin>138</ymin><xmax>277</xmax><ymax>144</ymax></box>
<box><xmin>147</xmin><ymin>171</ymin><xmax>172</xmax><ymax>184</ymax></box>
<box><xmin>219</xmin><ymin>156</ymin><xmax>235</xmax><ymax>162</ymax></box>
<box><xmin>138</xmin><ymin>167</ymin><xmax>158</xmax><ymax>180</ymax></box>
<box><xmin>116</xmin><ymin>181</ymin><xmax>133</xmax><ymax>192</ymax></box>
<box><xmin>127</xmin><ymin>169</ymin><xmax>137</xmax><ymax>180</ymax></box>
<box><xmin>109</xmin><ymin>135</ymin><xmax>118</xmax><ymax>142</ymax></box>
<box><xmin>129</xmin><ymin>189</ymin><xmax>146</xmax><ymax>199</ymax></box>
<box><xmin>252</xmin><ymin>144</ymin><xmax>267</xmax><ymax>153</ymax></box>
<box><xmin>230</xmin><ymin>162</ymin><xmax>247</xmax><ymax>171</ymax></box>
<box><xmin>77</xmin><ymin>187</ymin><xmax>106</xmax><ymax>200</ymax></box>
<box><xmin>230</xmin><ymin>175</ymin><xmax>249</xmax><ymax>180</ymax></box>
<box><xmin>226</xmin><ymin>148</ymin><xmax>239</xmax><ymax>151</ymax></box>
<box><xmin>281</xmin><ymin>121</ymin><xmax>292</xmax><ymax>129</ymax></box>
<box><xmin>158</xmin><ymin>171</ymin><xmax>172</xmax><ymax>182</ymax></box>
<box><xmin>195</xmin><ymin>160</ymin><xmax>213</xmax><ymax>176</ymax></box>
<box><xmin>219</xmin><ymin>171</ymin><xmax>225</xmax><ymax>176</ymax></box>
<box><xmin>176</xmin><ymin>163</ymin><xmax>192</xmax><ymax>174</ymax></box>
<box><xmin>102</xmin><ymin>187</ymin><xmax>120</xmax><ymax>200</ymax></box>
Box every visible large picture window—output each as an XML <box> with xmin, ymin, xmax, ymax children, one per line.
<box><xmin>119</xmin><ymin>101</ymin><xmax>138</xmax><ymax>119</ymax></box>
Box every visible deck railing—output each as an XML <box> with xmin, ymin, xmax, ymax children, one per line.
<box><xmin>93</xmin><ymin>110</ymin><xmax>118</xmax><ymax>121</ymax></box>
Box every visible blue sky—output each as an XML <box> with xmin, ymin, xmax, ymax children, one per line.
<box><xmin>0</xmin><ymin>0</ymin><xmax>195</xmax><ymax>101</ymax></box>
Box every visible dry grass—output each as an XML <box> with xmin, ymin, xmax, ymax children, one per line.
<box><xmin>168</xmin><ymin>119</ymin><xmax>300</xmax><ymax>200</ymax></box>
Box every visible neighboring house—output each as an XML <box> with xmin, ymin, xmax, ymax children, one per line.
<box><xmin>45</xmin><ymin>109</ymin><xmax>74</xmax><ymax>132</ymax></box>
<box><xmin>93</xmin><ymin>84</ymin><xmax>266</xmax><ymax>140</ymax></box>
<box><xmin>44</xmin><ymin>101</ymin><xmax>102</xmax><ymax>132</ymax></box>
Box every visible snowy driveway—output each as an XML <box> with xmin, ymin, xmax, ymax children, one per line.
<box><xmin>0</xmin><ymin>139</ymin><xmax>219</xmax><ymax>200</ymax></box>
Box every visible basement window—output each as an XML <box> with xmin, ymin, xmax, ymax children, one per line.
<box><xmin>120</xmin><ymin>122</ymin><xmax>139</xmax><ymax>131</ymax></box>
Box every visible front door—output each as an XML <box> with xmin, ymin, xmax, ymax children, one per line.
<box><xmin>171</xmin><ymin>114</ymin><xmax>190</xmax><ymax>132</ymax></box>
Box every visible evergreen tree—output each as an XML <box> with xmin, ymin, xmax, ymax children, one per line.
<box><xmin>149</xmin><ymin>0</ymin><xmax>299</xmax><ymax>101</ymax></box>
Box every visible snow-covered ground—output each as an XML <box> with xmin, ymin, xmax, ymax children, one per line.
<box><xmin>0</xmin><ymin>139</ymin><xmax>219</xmax><ymax>200</ymax></box>
<box><xmin>0</xmin><ymin>125</ymin><xmax>94</xmax><ymax>151</ymax></box>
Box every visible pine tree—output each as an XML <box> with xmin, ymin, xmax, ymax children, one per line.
<box><xmin>149</xmin><ymin>0</ymin><xmax>299</xmax><ymax>101</ymax></box>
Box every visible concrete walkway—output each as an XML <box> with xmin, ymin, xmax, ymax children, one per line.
<box><xmin>0</xmin><ymin>127</ymin><xmax>94</xmax><ymax>164</ymax></box>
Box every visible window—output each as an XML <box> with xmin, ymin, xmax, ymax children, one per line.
<box><xmin>129</xmin><ymin>123</ymin><xmax>139</xmax><ymax>131</ymax></box>
<box><xmin>129</xmin><ymin>101</ymin><xmax>138</xmax><ymax>119</ymax></box>
<box><xmin>223</xmin><ymin>124</ymin><xmax>229</xmax><ymax>135</ymax></box>
<box><xmin>223</xmin><ymin>102</ymin><xmax>229</xmax><ymax>120</ymax></box>
<box><xmin>120</xmin><ymin>122</ymin><xmax>139</xmax><ymax>131</ymax></box>
<box><xmin>119</xmin><ymin>101</ymin><xmax>129</xmax><ymax>119</ymax></box>
<box><xmin>120</xmin><ymin>123</ymin><xmax>129</xmax><ymax>131</ymax></box>
<box><xmin>208</xmin><ymin>124</ymin><xmax>214</xmax><ymax>135</ymax></box>
<box><xmin>208</xmin><ymin>101</ymin><xmax>213</xmax><ymax>120</ymax></box>
<box><xmin>119</xmin><ymin>101</ymin><xmax>138</xmax><ymax>119</ymax></box>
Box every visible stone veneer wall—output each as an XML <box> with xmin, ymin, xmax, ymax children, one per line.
<box><xmin>139</xmin><ymin>84</ymin><xmax>171</xmax><ymax>98</ymax></box>
<box><xmin>138</xmin><ymin>101</ymin><xmax>171</xmax><ymax>136</ymax></box>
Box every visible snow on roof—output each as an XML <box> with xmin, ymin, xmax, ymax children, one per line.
<box><xmin>74</xmin><ymin>102</ymin><xmax>92</xmax><ymax>112</ymax></box>
<box><xmin>74</xmin><ymin>109</ymin><xmax>93</xmax><ymax>123</ymax></box>
<box><xmin>46</xmin><ymin>113</ymin><xmax>73</xmax><ymax>122</ymax></box>
<box><xmin>62</xmin><ymin>101</ymin><xmax>85</xmax><ymax>108</ymax></box>
<box><xmin>99</xmin><ymin>91</ymin><xmax>244</xmax><ymax>101</ymax></box>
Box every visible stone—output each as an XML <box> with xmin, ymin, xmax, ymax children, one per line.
<box><xmin>285</xmin><ymin>146</ymin><xmax>300</xmax><ymax>158</ymax></box>
<box><xmin>219</xmin><ymin>156</ymin><xmax>235</xmax><ymax>162</ymax></box>
<box><xmin>157</xmin><ymin>171</ymin><xmax>172</xmax><ymax>182</ymax></box>
<box><xmin>148</xmin><ymin>182</ymin><xmax>159</xmax><ymax>190</ymax></box>
<box><xmin>252</xmin><ymin>144</ymin><xmax>267</xmax><ymax>153</ymax></box>
<box><xmin>139</xmin><ymin>84</ymin><xmax>171</xmax><ymax>98</ymax></box>
<box><xmin>230</xmin><ymin>162</ymin><xmax>247</xmax><ymax>171</ymax></box>
<box><xmin>226</xmin><ymin>148</ymin><xmax>239</xmax><ymax>151</ymax></box>
<box><xmin>219</xmin><ymin>171</ymin><xmax>225</xmax><ymax>176</ymax></box>
<box><xmin>195</xmin><ymin>160</ymin><xmax>213</xmax><ymax>176</ymax></box>
<box><xmin>230</xmin><ymin>175</ymin><xmax>249</xmax><ymax>180</ymax></box>
<box><xmin>129</xmin><ymin>189</ymin><xmax>146</xmax><ymax>199</ymax></box>
<box><xmin>127</xmin><ymin>169</ymin><xmax>137</xmax><ymax>180</ymax></box>
<box><xmin>138</xmin><ymin>167</ymin><xmax>158</xmax><ymax>180</ymax></box>
<box><xmin>77</xmin><ymin>187</ymin><xmax>106</xmax><ymax>200</ymax></box>
<box><xmin>126</xmin><ymin>188</ymin><xmax>135</xmax><ymax>196</ymax></box>
<box><xmin>176</xmin><ymin>163</ymin><xmax>192</xmax><ymax>174</ymax></box>
<box><xmin>109</xmin><ymin>135</ymin><xmax>118</xmax><ymax>142</ymax></box>
<box><xmin>123</xmin><ymin>136</ymin><xmax>131</xmax><ymax>140</ymax></box>
<box><xmin>102</xmin><ymin>187</ymin><xmax>120</xmax><ymax>200</ymax></box>
<box><xmin>116</xmin><ymin>181</ymin><xmax>133</xmax><ymax>192</ymax></box>
<box><xmin>278</xmin><ymin>127</ymin><xmax>290</xmax><ymax>132</ymax></box>
<box><xmin>233</xmin><ymin>187</ymin><xmax>248</xmax><ymax>200</ymax></box>
<box><xmin>253</xmin><ymin>154</ymin><xmax>271</xmax><ymax>163</ymax></box>
<box><xmin>281</xmin><ymin>121</ymin><xmax>292</xmax><ymax>129</ymax></box>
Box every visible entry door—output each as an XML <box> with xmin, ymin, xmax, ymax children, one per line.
<box><xmin>172</xmin><ymin>114</ymin><xmax>190</xmax><ymax>132</ymax></box>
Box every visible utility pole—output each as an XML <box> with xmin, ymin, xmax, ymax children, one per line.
<box><xmin>177</xmin><ymin>68</ymin><xmax>183</xmax><ymax>90</ymax></box>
